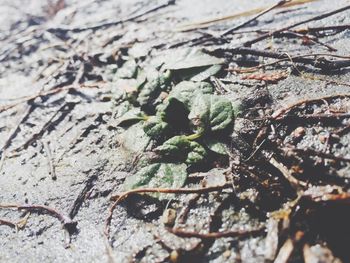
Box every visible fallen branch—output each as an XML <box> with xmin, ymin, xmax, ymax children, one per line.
<box><xmin>229</xmin><ymin>53</ymin><xmax>350</xmax><ymax>73</ymax></box>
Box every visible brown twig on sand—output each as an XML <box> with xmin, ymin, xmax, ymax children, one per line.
<box><xmin>0</xmin><ymin>218</ymin><xmax>17</xmax><ymax>229</ymax></box>
<box><xmin>166</xmin><ymin>225</ymin><xmax>265</xmax><ymax>239</ymax></box>
<box><xmin>0</xmin><ymin>204</ymin><xmax>77</xmax><ymax>234</ymax></box>
<box><xmin>269</xmin><ymin>157</ymin><xmax>308</xmax><ymax>189</ymax></box>
<box><xmin>271</xmin><ymin>94</ymin><xmax>350</xmax><ymax>120</ymax></box>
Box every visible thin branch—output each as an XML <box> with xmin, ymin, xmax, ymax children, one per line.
<box><xmin>229</xmin><ymin>53</ymin><xmax>350</xmax><ymax>73</ymax></box>
<box><xmin>110</xmin><ymin>183</ymin><xmax>233</xmax><ymax>202</ymax></box>
<box><xmin>11</xmin><ymin>102</ymin><xmax>77</xmax><ymax>154</ymax></box>
<box><xmin>220</xmin><ymin>47</ymin><xmax>350</xmax><ymax>71</ymax></box>
<box><xmin>0</xmin><ymin>203</ymin><xmax>77</xmax><ymax>234</ymax></box>
<box><xmin>294</xmin><ymin>24</ymin><xmax>350</xmax><ymax>35</ymax></box>
<box><xmin>244</xmin><ymin>4</ymin><xmax>350</xmax><ymax>46</ymax></box>
<box><xmin>48</xmin><ymin>0</ymin><xmax>175</xmax><ymax>33</ymax></box>
<box><xmin>269</xmin><ymin>157</ymin><xmax>308</xmax><ymax>189</ymax></box>
<box><xmin>0</xmin><ymin>82</ymin><xmax>102</xmax><ymax>114</ymax></box>
<box><xmin>177</xmin><ymin>193</ymin><xmax>201</xmax><ymax>224</ymax></box>
<box><xmin>178</xmin><ymin>0</ymin><xmax>292</xmax><ymax>46</ymax></box>
<box><xmin>282</xmin><ymin>31</ymin><xmax>337</xmax><ymax>51</ymax></box>
<box><xmin>0</xmin><ymin>218</ymin><xmax>17</xmax><ymax>228</ymax></box>
<box><xmin>271</xmin><ymin>94</ymin><xmax>350</xmax><ymax>120</ymax></box>
<box><xmin>0</xmin><ymin>105</ymin><xmax>34</xmax><ymax>153</ymax></box>
<box><xmin>222</xmin><ymin>0</ymin><xmax>290</xmax><ymax>36</ymax></box>
<box><xmin>166</xmin><ymin>226</ymin><xmax>265</xmax><ymax>239</ymax></box>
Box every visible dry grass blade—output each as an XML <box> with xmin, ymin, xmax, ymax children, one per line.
<box><xmin>175</xmin><ymin>0</ymin><xmax>319</xmax><ymax>32</ymax></box>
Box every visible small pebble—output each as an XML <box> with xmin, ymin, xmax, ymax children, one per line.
<box><xmin>319</xmin><ymin>134</ymin><xmax>327</xmax><ymax>144</ymax></box>
<box><xmin>292</xmin><ymin>127</ymin><xmax>306</xmax><ymax>138</ymax></box>
<box><xmin>223</xmin><ymin>250</ymin><xmax>231</xmax><ymax>259</ymax></box>
<box><xmin>162</xmin><ymin>208</ymin><xmax>177</xmax><ymax>227</ymax></box>
<box><xmin>170</xmin><ymin>250</ymin><xmax>179</xmax><ymax>263</ymax></box>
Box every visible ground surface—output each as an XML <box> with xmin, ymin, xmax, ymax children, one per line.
<box><xmin>0</xmin><ymin>0</ymin><xmax>350</xmax><ymax>262</ymax></box>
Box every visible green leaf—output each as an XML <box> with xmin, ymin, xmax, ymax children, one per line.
<box><xmin>154</xmin><ymin>135</ymin><xmax>207</xmax><ymax>165</ymax></box>
<box><xmin>168</xmin><ymin>81</ymin><xmax>213</xmax><ymax>110</ymax></box>
<box><xmin>204</xmin><ymin>138</ymin><xmax>228</xmax><ymax>155</ymax></box>
<box><xmin>116</xmin><ymin>108</ymin><xmax>147</xmax><ymax>127</ymax></box>
<box><xmin>188</xmin><ymin>93</ymin><xmax>211</xmax><ymax>133</ymax></box>
<box><xmin>186</xmin><ymin>141</ymin><xmax>207</xmax><ymax>165</ymax></box>
<box><xmin>116</xmin><ymin>59</ymin><xmax>138</xmax><ymax>79</ymax></box>
<box><xmin>119</xmin><ymin>122</ymin><xmax>151</xmax><ymax>155</ymax></box>
<box><xmin>137</xmin><ymin>70</ymin><xmax>171</xmax><ymax>107</ymax></box>
<box><xmin>122</xmin><ymin>163</ymin><xmax>188</xmax><ymax>199</ymax></box>
<box><xmin>231</xmin><ymin>99</ymin><xmax>243</xmax><ymax>118</ymax></box>
<box><xmin>158</xmin><ymin>81</ymin><xmax>213</xmax><ymax>126</ymax></box>
<box><xmin>154</xmin><ymin>135</ymin><xmax>191</xmax><ymax>160</ymax></box>
<box><xmin>143</xmin><ymin>116</ymin><xmax>169</xmax><ymax>139</ymax></box>
<box><xmin>188</xmin><ymin>94</ymin><xmax>234</xmax><ymax>133</ymax></box>
<box><xmin>209</xmin><ymin>96</ymin><xmax>234</xmax><ymax>131</ymax></box>
<box><xmin>163</xmin><ymin>48</ymin><xmax>224</xmax><ymax>70</ymax></box>
<box><xmin>177</xmin><ymin>64</ymin><xmax>222</xmax><ymax>82</ymax></box>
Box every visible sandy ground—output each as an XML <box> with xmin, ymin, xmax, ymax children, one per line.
<box><xmin>0</xmin><ymin>0</ymin><xmax>350</xmax><ymax>262</ymax></box>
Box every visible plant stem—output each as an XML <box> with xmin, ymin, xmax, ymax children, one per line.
<box><xmin>186</xmin><ymin>133</ymin><xmax>202</xmax><ymax>141</ymax></box>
